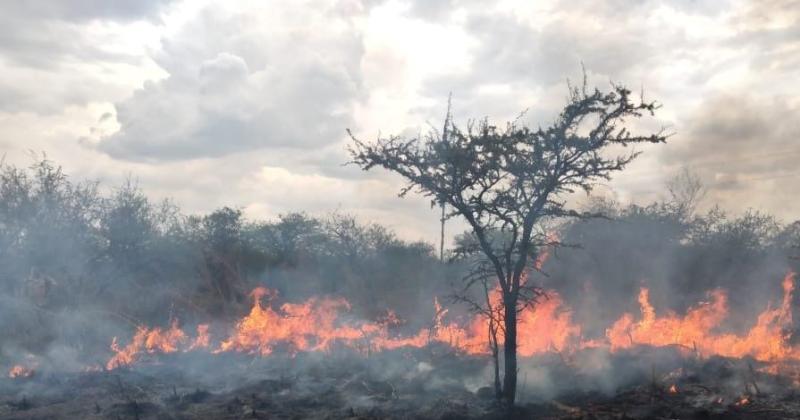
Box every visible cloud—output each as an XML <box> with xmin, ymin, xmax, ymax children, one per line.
<box><xmin>728</xmin><ymin>0</ymin><xmax>800</xmax><ymax>72</ymax></box>
<box><xmin>658</xmin><ymin>92</ymin><xmax>800</xmax><ymax>219</ymax></box>
<box><xmin>0</xmin><ymin>0</ymin><xmax>170</xmax><ymax>115</ymax></box>
<box><xmin>97</xmin><ymin>3</ymin><xmax>365</xmax><ymax>162</ymax></box>
<box><xmin>3</xmin><ymin>0</ymin><xmax>175</xmax><ymax>23</ymax></box>
<box><xmin>464</xmin><ymin>15</ymin><xmax>650</xmax><ymax>85</ymax></box>
<box><xmin>0</xmin><ymin>0</ymin><xmax>173</xmax><ymax>69</ymax></box>
<box><xmin>415</xmin><ymin>1</ymin><xmax>709</xmax><ymax>124</ymax></box>
<box><xmin>663</xmin><ymin>94</ymin><xmax>800</xmax><ymax>185</ymax></box>
<box><xmin>1</xmin><ymin>0</ymin><xmax>799</xmax><ymax>244</ymax></box>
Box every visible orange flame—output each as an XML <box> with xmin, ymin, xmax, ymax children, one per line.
<box><xmin>606</xmin><ymin>272</ymin><xmax>798</xmax><ymax>363</ymax></box>
<box><xmin>217</xmin><ymin>287</ymin><xmax>379</xmax><ymax>355</ymax></box>
<box><xmin>105</xmin><ymin>272</ymin><xmax>800</xmax><ymax>375</ymax></box>
<box><xmin>107</xmin><ymin>319</ymin><xmax>187</xmax><ymax>369</ymax></box>
<box><xmin>189</xmin><ymin>324</ymin><xmax>210</xmax><ymax>351</ymax></box>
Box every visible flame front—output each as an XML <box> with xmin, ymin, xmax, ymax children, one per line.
<box><xmin>106</xmin><ymin>319</ymin><xmax>188</xmax><ymax>370</ymax></box>
<box><xmin>106</xmin><ymin>272</ymin><xmax>800</xmax><ymax>372</ymax></box>
<box><xmin>218</xmin><ymin>287</ymin><xmax>376</xmax><ymax>355</ymax></box>
<box><xmin>607</xmin><ymin>272</ymin><xmax>798</xmax><ymax>363</ymax></box>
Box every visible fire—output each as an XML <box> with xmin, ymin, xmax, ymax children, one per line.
<box><xmin>372</xmin><ymin>296</ymin><xmax>496</xmax><ymax>354</ymax></box>
<box><xmin>105</xmin><ymin>272</ymin><xmax>800</xmax><ymax>374</ymax></box>
<box><xmin>107</xmin><ymin>319</ymin><xmax>188</xmax><ymax>369</ymax></box>
<box><xmin>606</xmin><ymin>272</ymin><xmax>798</xmax><ymax>364</ymax></box>
<box><xmin>669</xmin><ymin>384</ymin><xmax>678</xmax><ymax>394</ymax></box>
<box><xmin>518</xmin><ymin>294</ymin><xmax>581</xmax><ymax>355</ymax></box>
<box><xmin>606</xmin><ymin>288</ymin><xmax>728</xmax><ymax>353</ymax></box>
<box><xmin>218</xmin><ymin>287</ymin><xmax>380</xmax><ymax>355</ymax></box>
<box><xmin>8</xmin><ymin>365</ymin><xmax>34</xmax><ymax>378</ymax></box>
<box><xmin>104</xmin><ymin>285</ymin><xmax>584</xmax><ymax>365</ymax></box>
<box><xmin>218</xmin><ymin>291</ymin><xmax>487</xmax><ymax>355</ymax></box>
<box><xmin>189</xmin><ymin>324</ymin><xmax>211</xmax><ymax>350</ymax></box>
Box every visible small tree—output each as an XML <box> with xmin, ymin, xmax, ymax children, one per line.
<box><xmin>348</xmin><ymin>81</ymin><xmax>667</xmax><ymax>405</ymax></box>
<box><xmin>666</xmin><ymin>167</ymin><xmax>705</xmax><ymax>220</ymax></box>
<box><xmin>202</xmin><ymin>207</ymin><xmax>244</xmax><ymax>305</ymax></box>
<box><xmin>102</xmin><ymin>178</ymin><xmax>156</xmax><ymax>268</ymax></box>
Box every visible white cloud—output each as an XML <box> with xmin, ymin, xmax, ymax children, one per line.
<box><xmin>97</xmin><ymin>2</ymin><xmax>365</xmax><ymax>161</ymax></box>
<box><xmin>0</xmin><ymin>0</ymin><xmax>798</xmax><ymax>245</ymax></box>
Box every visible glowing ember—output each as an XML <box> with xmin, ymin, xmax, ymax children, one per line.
<box><xmin>8</xmin><ymin>365</ymin><xmax>34</xmax><ymax>378</ymax></box>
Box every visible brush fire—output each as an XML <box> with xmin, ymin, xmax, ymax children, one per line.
<box><xmin>2</xmin><ymin>6</ymin><xmax>800</xmax><ymax>415</ymax></box>
<box><xmin>103</xmin><ymin>272</ymin><xmax>800</xmax><ymax>371</ymax></box>
<box><xmin>5</xmin><ymin>270</ymin><xmax>800</xmax><ymax>418</ymax></box>
<box><xmin>3</xmin><ymin>143</ymin><xmax>800</xmax><ymax>420</ymax></box>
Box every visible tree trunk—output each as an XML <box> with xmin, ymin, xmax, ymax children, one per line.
<box><xmin>502</xmin><ymin>296</ymin><xmax>518</xmax><ymax>406</ymax></box>
<box><xmin>489</xmin><ymin>319</ymin><xmax>502</xmax><ymax>400</ymax></box>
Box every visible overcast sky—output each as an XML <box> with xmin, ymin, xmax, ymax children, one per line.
<box><xmin>0</xmin><ymin>0</ymin><xmax>797</xmax><ymax>243</ymax></box>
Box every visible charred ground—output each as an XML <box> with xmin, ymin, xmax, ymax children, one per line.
<box><xmin>5</xmin><ymin>348</ymin><xmax>800</xmax><ymax>419</ymax></box>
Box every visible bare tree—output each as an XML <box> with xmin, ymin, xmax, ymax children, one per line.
<box><xmin>666</xmin><ymin>167</ymin><xmax>705</xmax><ymax>219</ymax></box>
<box><xmin>348</xmin><ymin>81</ymin><xmax>667</xmax><ymax>405</ymax></box>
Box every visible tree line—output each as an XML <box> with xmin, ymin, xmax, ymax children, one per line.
<box><xmin>0</xmin><ymin>157</ymin><xmax>449</xmax><ymax>359</ymax></box>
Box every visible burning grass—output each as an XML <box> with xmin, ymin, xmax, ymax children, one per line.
<box><xmin>4</xmin><ymin>272</ymin><xmax>800</xmax><ymax>419</ymax></box>
<box><xmin>101</xmin><ymin>272</ymin><xmax>800</xmax><ymax>376</ymax></box>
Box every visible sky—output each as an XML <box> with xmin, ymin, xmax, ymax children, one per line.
<box><xmin>0</xmin><ymin>0</ymin><xmax>798</xmax><ymax>244</ymax></box>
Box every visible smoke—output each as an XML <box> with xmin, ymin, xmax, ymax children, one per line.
<box><xmin>542</xmin><ymin>198</ymin><xmax>799</xmax><ymax>339</ymax></box>
<box><xmin>0</xmin><ymin>158</ymin><xmax>453</xmax><ymax>375</ymax></box>
<box><xmin>1</xmin><ymin>157</ymin><xmax>799</xmax><ymax>406</ymax></box>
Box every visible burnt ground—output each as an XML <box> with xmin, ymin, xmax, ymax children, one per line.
<box><xmin>3</xmin><ymin>347</ymin><xmax>800</xmax><ymax>419</ymax></box>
